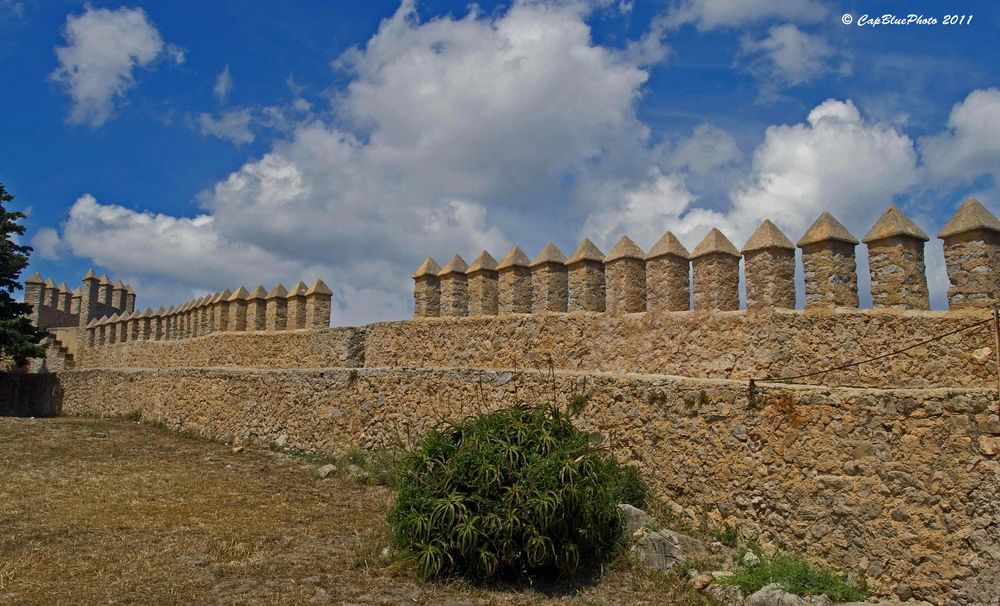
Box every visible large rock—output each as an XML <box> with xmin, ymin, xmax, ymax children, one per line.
<box><xmin>747</xmin><ymin>584</ymin><xmax>806</xmax><ymax>606</ymax></box>
<box><xmin>618</xmin><ymin>503</ymin><xmax>656</xmax><ymax>534</ymax></box>
<box><xmin>631</xmin><ymin>528</ymin><xmax>734</xmax><ymax>573</ymax></box>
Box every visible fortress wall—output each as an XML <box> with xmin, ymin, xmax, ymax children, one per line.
<box><xmin>55</xmin><ymin>366</ymin><xmax>999</xmax><ymax>605</ymax></box>
<box><xmin>364</xmin><ymin>308</ymin><xmax>996</xmax><ymax>389</ymax></box>
<box><xmin>73</xmin><ymin>327</ymin><xmax>365</xmax><ymax>370</ymax></box>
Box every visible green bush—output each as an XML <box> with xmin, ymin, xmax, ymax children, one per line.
<box><xmin>721</xmin><ymin>543</ymin><xmax>869</xmax><ymax>601</ymax></box>
<box><xmin>387</xmin><ymin>402</ymin><xmax>647</xmax><ymax>581</ymax></box>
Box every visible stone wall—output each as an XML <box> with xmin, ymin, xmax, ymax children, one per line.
<box><xmin>55</xmin><ymin>366</ymin><xmax>999</xmax><ymax>605</ymax></box>
<box><xmin>363</xmin><ymin>309</ymin><xmax>996</xmax><ymax>389</ymax></box>
<box><xmin>73</xmin><ymin>327</ymin><xmax>365</xmax><ymax>370</ymax></box>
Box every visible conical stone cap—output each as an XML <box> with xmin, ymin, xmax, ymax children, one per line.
<box><xmin>742</xmin><ymin>220</ymin><xmax>794</xmax><ymax>254</ymax></box>
<box><xmin>99</xmin><ymin>274</ymin><xmax>111</xmax><ymax>285</ymax></box>
<box><xmin>439</xmin><ymin>254</ymin><xmax>469</xmax><ymax>276</ymax></box>
<box><xmin>82</xmin><ymin>268</ymin><xmax>98</xmax><ymax>281</ymax></box>
<box><xmin>25</xmin><ymin>272</ymin><xmax>43</xmax><ymax>284</ymax></box>
<box><xmin>215</xmin><ymin>288</ymin><xmax>233</xmax><ymax>302</ymax></box>
<box><xmin>529</xmin><ymin>243</ymin><xmax>565</xmax><ymax>267</ymax></box>
<box><xmin>113</xmin><ymin>278</ymin><xmax>126</xmax><ymax>289</ymax></box>
<box><xmin>306</xmin><ymin>279</ymin><xmax>332</xmax><ymax>296</ymax></box>
<box><xmin>937</xmin><ymin>197</ymin><xmax>1000</xmax><ymax>239</ymax></box>
<box><xmin>467</xmin><ymin>251</ymin><xmax>499</xmax><ymax>274</ymax></box>
<box><xmin>566</xmin><ymin>239</ymin><xmax>604</xmax><ymax>266</ymax></box>
<box><xmin>288</xmin><ymin>281</ymin><xmax>308</xmax><ymax>297</ymax></box>
<box><xmin>267</xmin><ymin>284</ymin><xmax>288</xmax><ymax>299</ymax></box>
<box><xmin>155</xmin><ymin>306</ymin><xmax>166</xmax><ymax>316</ymax></box>
<box><xmin>862</xmin><ymin>205</ymin><xmax>929</xmax><ymax>243</ymax></box>
<box><xmin>58</xmin><ymin>283</ymin><xmax>71</xmax><ymax>293</ymax></box>
<box><xmin>497</xmin><ymin>246</ymin><xmax>530</xmax><ymax>270</ymax></box>
<box><xmin>412</xmin><ymin>257</ymin><xmax>441</xmax><ymax>279</ymax></box>
<box><xmin>228</xmin><ymin>286</ymin><xmax>250</xmax><ymax>301</ymax></box>
<box><xmin>72</xmin><ymin>287</ymin><xmax>81</xmax><ymax>296</ymax></box>
<box><xmin>797</xmin><ymin>212</ymin><xmax>859</xmax><ymax>247</ymax></box>
<box><xmin>691</xmin><ymin>228</ymin><xmax>739</xmax><ymax>259</ymax></box>
<box><xmin>646</xmin><ymin>231</ymin><xmax>690</xmax><ymax>260</ymax></box>
<box><xmin>44</xmin><ymin>277</ymin><xmax>57</xmax><ymax>288</ymax></box>
<box><xmin>605</xmin><ymin>236</ymin><xmax>645</xmax><ymax>262</ymax></box>
<box><xmin>248</xmin><ymin>286</ymin><xmax>268</xmax><ymax>300</ymax></box>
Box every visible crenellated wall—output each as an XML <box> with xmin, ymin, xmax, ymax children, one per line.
<box><xmin>23</xmin><ymin>199</ymin><xmax>1000</xmax><ymax>605</ymax></box>
<box><xmin>412</xmin><ymin>200</ymin><xmax>1000</xmax><ymax>318</ymax></box>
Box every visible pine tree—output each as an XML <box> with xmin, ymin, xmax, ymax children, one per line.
<box><xmin>0</xmin><ymin>182</ymin><xmax>46</xmax><ymax>366</ymax></box>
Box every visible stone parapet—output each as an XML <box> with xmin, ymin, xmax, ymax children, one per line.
<box><xmin>566</xmin><ymin>239</ymin><xmax>605</xmax><ymax>312</ymax></box>
<box><xmin>798</xmin><ymin>212</ymin><xmax>860</xmax><ymax>309</ymax></box>
<box><xmin>411</xmin><ymin>257</ymin><xmax>441</xmax><ymax>318</ymax></box>
<box><xmin>863</xmin><ymin>205</ymin><xmax>930</xmax><ymax>310</ymax></box>
<box><xmin>438</xmin><ymin>255</ymin><xmax>469</xmax><ymax>317</ymax></box>
<box><xmin>742</xmin><ymin>220</ymin><xmax>795</xmax><ymax>310</ymax></box>
<box><xmin>466</xmin><ymin>252</ymin><xmax>499</xmax><ymax>316</ymax></box>
<box><xmin>646</xmin><ymin>231</ymin><xmax>690</xmax><ymax>312</ymax></box>
<box><xmin>497</xmin><ymin>247</ymin><xmax>532</xmax><ymax>314</ymax></box>
<box><xmin>530</xmin><ymin>243</ymin><xmax>568</xmax><ymax>313</ymax></box>
<box><xmin>691</xmin><ymin>229</ymin><xmax>740</xmax><ymax>311</ymax></box>
<box><xmin>938</xmin><ymin>197</ymin><xmax>1000</xmax><ymax>309</ymax></box>
<box><xmin>605</xmin><ymin>236</ymin><xmax>646</xmax><ymax>314</ymax></box>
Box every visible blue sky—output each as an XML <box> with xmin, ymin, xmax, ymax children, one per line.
<box><xmin>2</xmin><ymin>0</ymin><xmax>998</xmax><ymax>324</ymax></box>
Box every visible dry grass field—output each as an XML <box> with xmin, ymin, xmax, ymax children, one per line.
<box><xmin>0</xmin><ymin>417</ymin><xmax>707</xmax><ymax>606</ymax></box>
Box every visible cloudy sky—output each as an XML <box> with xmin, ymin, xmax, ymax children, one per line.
<box><xmin>2</xmin><ymin>0</ymin><xmax>998</xmax><ymax>324</ymax></box>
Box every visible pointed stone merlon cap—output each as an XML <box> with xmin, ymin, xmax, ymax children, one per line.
<box><xmin>691</xmin><ymin>228</ymin><xmax>740</xmax><ymax>259</ymax></box>
<box><xmin>99</xmin><ymin>274</ymin><xmax>112</xmax><ymax>285</ymax></box>
<box><xmin>288</xmin><ymin>281</ymin><xmax>308</xmax><ymax>297</ymax></box>
<box><xmin>605</xmin><ymin>236</ymin><xmax>645</xmax><ymax>262</ymax></box>
<box><xmin>412</xmin><ymin>257</ymin><xmax>441</xmax><ymax>279</ymax></box>
<box><xmin>497</xmin><ymin>246</ymin><xmax>530</xmax><ymax>269</ymax></box>
<box><xmin>529</xmin><ymin>243</ymin><xmax>566</xmax><ymax>267</ymax></box>
<box><xmin>82</xmin><ymin>268</ymin><xmax>99</xmax><ymax>281</ymax></box>
<box><xmin>862</xmin><ymin>205</ymin><xmax>929</xmax><ymax>244</ymax></box>
<box><xmin>215</xmin><ymin>288</ymin><xmax>233</xmax><ymax>302</ymax></box>
<box><xmin>266</xmin><ymin>284</ymin><xmax>288</xmax><ymax>299</ymax></box>
<box><xmin>113</xmin><ymin>278</ymin><xmax>126</xmax><ymax>289</ymax></box>
<box><xmin>566</xmin><ymin>239</ymin><xmax>605</xmax><ymax>266</ymax></box>
<box><xmin>306</xmin><ymin>279</ymin><xmax>332</xmax><ymax>296</ymax></box>
<box><xmin>937</xmin><ymin>197</ymin><xmax>1000</xmax><ymax>239</ymax></box>
<box><xmin>466</xmin><ymin>251</ymin><xmax>499</xmax><ymax>275</ymax></box>
<box><xmin>439</xmin><ymin>254</ymin><xmax>469</xmax><ymax>277</ymax></box>
<box><xmin>58</xmin><ymin>283</ymin><xmax>71</xmax><ymax>293</ymax></box>
<box><xmin>797</xmin><ymin>212</ymin><xmax>859</xmax><ymax>248</ymax></box>
<box><xmin>25</xmin><ymin>272</ymin><xmax>44</xmax><ymax>284</ymax></box>
<box><xmin>228</xmin><ymin>286</ymin><xmax>250</xmax><ymax>301</ymax></box>
<box><xmin>248</xmin><ymin>285</ymin><xmax>268</xmax><ymax>300</ymax></box>
<box><xmin>44</xmin><ymin>277</ymin><xmax>58</xmax><ymax>288</ymax></box>
<box><xmin>742</xmin><ymin>220</ymin><xmax>794</xmax><ymax>254</ymax></box>
<box><xmin>646</xmin><ymin>231</ymin><xmax>689</xmax><ymax>260</ymax></box>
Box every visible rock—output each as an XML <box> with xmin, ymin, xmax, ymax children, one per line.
<box><xmin>618</xmin><ymin>503</ymin><xmax>656</xmax><ymax>534</ymax></box>
<box><xmin>309</xmin><ymin>587</ymin><xmax>330</xmax><ymax>604</ymax></box>
<box><xmin>317</xmin><ymin>464</ymin><xmax>337</xmax><ymax>479</ymax></box>
<box><xmin>231</xmin><ymin>446</ymin><xmax>244</xmax><ymax>453</ymax></box>
<box><xmin>275</xmin><ymin>434</ymin><xmax>288</xmax><ymax>448</ymax></box>
<box><xmin>747</xmin><ymin>584</ymin><xmax>806</xmax><ymax>606</ymax></box>
<box><xmin>742</xmin><ymin>550</ymin><xmax>761</xmax><ymax>567</ymax></box>
<box><xmin>631</xmin><ymin>529</ymin><xmax>733</xmax><ymax>573</ymax></box>
<box><xmin>690</xmin><ymin>573</ymin><xmax>714</xmax><ymax>590</ymax></box>
<box><xmin>803</xmin><ymin>595</ymin><xmax>833</xmax><ymax>606</ymax></box>
<box><xmin>346</xmin><ymin>464</ymin><xmax>369</xmax><ymax>483</ymax></box>
<box><xmin>707</xmin><ymin>584</ymin><xmax>745</xmax><ymax>606</ymax></box>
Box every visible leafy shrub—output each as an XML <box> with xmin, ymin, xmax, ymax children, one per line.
<box><xmin>387</xmin><ymin>402</ymin><xmax>647</xmax><ymax>581</ymax></box>
<box><xmin>721</xmin><ymin>542</ymin><xmax>869</xmax><ymax>601</ymax></box>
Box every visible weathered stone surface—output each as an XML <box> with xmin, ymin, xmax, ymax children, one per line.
<box><xmin>497</xmin><ymin>247</ymin><xmax>532</xmax><ymax>314</ymax></box>
<box><xmin>317</xmin><ymin>464</ymin><xmax>337</xmax><ymax>479</ymax></box>
<box><xmin>246</xmin><ymin>286</ymin><xmax>268</xmax><ymax>331</ymax></box>
<box><xmin>747</xmin><ymin>584</ymin><xmax>806</xmax><ymax>606</ymax></box>
<box><xmin>618</xmin><ymin>503</ymin><xmax>656</xmax><ymax>534</ymax></box>
<box><xmin>439</xmin><ymin>255</ymin><xmax>469</xmax><ymax>318</ymax></box>
<box><xmin>358</xmin><ymin>309</ymin><xmax>996</xmax><ymax>389</ymax></box>
<box><xmin>864</xmin><ymin>207</ymin><xmax>930</xmax><ymax>310</ymax></box>
<box><xmin>605</xmin><ymin>236</ymin><xmax>646</xmax><ymax>314</ymax></box>
<box><xmin>265</xmin><ymin>284</ymin><xmax>289</xmax><ymax>331</ymax></box>
<box><xmin>530</xmin><ymin>244</ymin><xmax>568</xmax><ymax>313</ymax></box>
<box><xmin>938</xmin><ymin>199</ymin><xmax>1000</xmax><ymax>310</ymax></box>
<box><xmin>646</xmin><ymin>231</ymin><xmax>690</xmax><ymax>312</ymax></box>
<box><xmin>412</xmin><ymin>257</ymin><xmax>441</xmax><ymax>318</ymax></box>
<box><xmin>467</xmin><ymin>251</ymin><xmax>499</xmax><ymax>317</ymax></box>
<box><xmin>692</xmin><ymin>229</ymin><xmax>740</xmax><ymax>311</ymax></box>
<box><xmin>631</xmin><ymin>528</ymin><xmax>733</xmax><ymax>573</ymax></box>
<box><xmin>566</xmin><ymin>239</ymin><xmax>605</xmax><ymax>312</ymax></box>
<box><xmin>743</xmin><ymin>221</ymin><xmax>795</xmax><ymax>310</ymax></box>
<box><xmin>798</xmin><ymin>213</ymin><xmax>859</xmax><ymax>309</ymax></box>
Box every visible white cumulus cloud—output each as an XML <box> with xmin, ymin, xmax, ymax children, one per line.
<box><xmin>664</xmin><ymin>0</ymin><xmax>827</xmax><ymax>30</ymax></box>
<box><xmin>739</xmin><ymin>24</ymin><xmax>833</xmax><ymax>92</ymax></box>
<box><xmin>50</xmin><ymin>6</ymin><xmax>181</xmax><ymax>127</ymax></box>
<box><xmin>921</xmin><ymin>88</ymin><xmax>1000</xmax><ymax>185</ymax></box>
<box><xmin>197</xmin><ymin>108</ymin><xmax>255</xmax><ymax>145</ymax></box>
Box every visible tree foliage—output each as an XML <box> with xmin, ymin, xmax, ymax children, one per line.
<box><xmin>388</xmin><ymin>400</ymin><xmax>647</xmax><ymax>581</ymax></box>
<box><xmin>0</xmin><ymin>182</ymin><xmax>46</xmax><ymax>365</ymax></box>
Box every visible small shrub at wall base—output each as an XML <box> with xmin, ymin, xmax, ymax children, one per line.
<box><xmin>721</xmin><ymin>542</ymin><xmax>869</xmax><ymax>601</ymax></box>
<box><xmin>387</xmin><ymin>402</ymin><xmax>647</xmax><ymax>582</ymax></box>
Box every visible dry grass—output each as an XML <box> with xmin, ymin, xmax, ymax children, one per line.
<box><xmin>0</xmin><ymin>417</ymin><xmax>710</xmax><ymax>605</ymax></box>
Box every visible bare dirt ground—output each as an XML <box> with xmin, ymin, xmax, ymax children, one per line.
<box><xmin>0</xmin><ymin>417</ymin><xmax>707</xmax><ymax>606</ymax></box>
